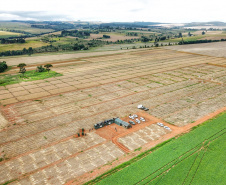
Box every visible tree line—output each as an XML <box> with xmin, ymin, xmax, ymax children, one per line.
<box><xmin>179</xmin><ymin>39</ymin><xmax>226</xmax><ymax>45</ymax></box>
<box><xmin>60</xmin><ymin>30</ymin><xmax>91</xmax><ymax>38</ymax></box>
<box><xmin>0</xmin><ymin>38</ymin><xmax>25</xmax><ymax>44</ymax></box>
<box><xmin>0</xmin><ymin>42</ymin><xmax>89</xmax><ymax>57</ymax></box>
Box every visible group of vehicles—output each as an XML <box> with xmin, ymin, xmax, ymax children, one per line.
<box><xmin>94</xmin><ymin>104</ymin><xmax>150</xmax><ymax>129</ymax></box>
<box><xmin>157</xmin><ymin>122</ymin><xmax>171</xmax><ymax>131</ymax></box>
<box><xmin>129</xmin><ymin>114</ymin><xmax>146</xmax><ymax>125</ymax></box>
<box><xmin>94</xmin><ymin>105</ymin><xmax>171</xmax><ymax>131</ymax></box>
<box><xmin>94</xmin><ymin>118</ymin><xmax>116</xmax><ymax>129</ymax></box>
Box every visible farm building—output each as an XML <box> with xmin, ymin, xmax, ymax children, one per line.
<box><xmin>114</xmin><ymin>118</ymin><xmax>132</xmax><ymax>129</ymax></box>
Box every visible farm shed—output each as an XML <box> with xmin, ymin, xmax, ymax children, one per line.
<box><xmin>114</xmin><ymin>118</ymin><xmax>132</xmax><ymax>129</ymax></box>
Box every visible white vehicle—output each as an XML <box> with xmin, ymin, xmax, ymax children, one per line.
<box><xmin>157</xmin><ymin>122</ymin><xmax>164</xmax><ymax>127</ymax></box>
<box><xmin>135</xmin><ymin>118</ymin><xmax>140</xmax><ymax>124</ymax></box>
<box><xmin>140</xmin><ymin>117</ymin><xmax>145</xmax><ymax>122</ymax></box>
<box><xmin>137</xmin><ymin>104</ymin><xmax>149</xmax><ymax>111</ymax></box>
<box><xmin>164</xmin><ymin>126</ymin><xmax>171</xmax><ymax>131</ymax></box>
<box><xmin>133</xmin><ymin>114</ymin><xmax>138</xmax><ymax>118</ymax></box>
<box><xmin>129</xmin><ymin>115</ymin><xmax>134</xmax><ymax>119</ymax></box>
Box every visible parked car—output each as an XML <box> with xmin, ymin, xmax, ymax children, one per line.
<box><xmin>164</xmin><ymin>126</ymin><xmax>171</xmax><ymax>130</ymax></box>
<box><xmin>157</xmin><ymin>122</ymin><xmax>164</xmax><ymax>127</ymax></box>
<box><xmin>140</xmin><ymin>117</ymin><xmax>145</xmax><ymax>122</ymax></box>
<box><xmin>137</xmin><ymin>104</ymin><xmax>149</xmax><ymax>111</ymax></box>
<box><xmin>133</xmin><ymin>114</ymin><xmax>138</xmax><ymax>118</ymax></box>
<box><xmin>129</xmin><ymin>120</ymin><xmax>135</xmax><ymax>125</ymax></box>
<box><xmin>135</xmin><ymin>118</ymin><xmax>140</xmax><ymax>124</ymax></box>
<box><xmin>129</xmin><ymin>115</ymin><xmax>134</xmax><ymax>119</ymax></box>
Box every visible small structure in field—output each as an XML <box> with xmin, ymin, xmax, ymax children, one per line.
<box><xmin>94</xmin><ymin>117</ymin><xmax>131</xmax><ymax>129</ymax></box>
<box><xmin>114</xmin><ymin>118</ymin><xmax>132</xmax><ymax>129</ymax></box>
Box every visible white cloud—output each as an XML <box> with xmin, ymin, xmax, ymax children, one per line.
<box><xmin>0</xmin><ymin>0</ymin><xmax>225</xmax><ymax>22</ymax></box>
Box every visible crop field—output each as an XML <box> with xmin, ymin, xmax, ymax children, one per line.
<box><xmin>0</xmin><ymin>31</ymin><xmax>22</xmax><ymax>38</ymax></box>
<box><xmin>0</xmin><ymin>40</ymin><xmax>49</xmax><ymax>52</ymax></box>
<box><xmin>0</xmin><ymin>22</ymin><xmax>54</xmax><ymax>34</ymax></box>
<box><xmin>0</xmin><ymin>44</ymin><xmax>225</xmax><ymax>184</ymax></box>
<box><xmin>96</xmin><ymin>112</ymin><xmax>226</xmax><ymax>185</ymax></box>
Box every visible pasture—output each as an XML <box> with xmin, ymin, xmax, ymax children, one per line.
<box><xmin>0</xmin><ymin>21</ymin><xmax>54</xmax><ymax>34</ymax></box>
<box><xmin>0</xmin><ymin>44</ymin><xmax>225</xmax><ymax>185</ymax></box>
<box><xmin>0</xmin><ymin>31</ymin><xmax>22</xmax><ymax>38</ymax></box>
<box><xmin>0</xmin><ymin>40</ymin><xmax>49</xmax><ymax>52</ymax></box>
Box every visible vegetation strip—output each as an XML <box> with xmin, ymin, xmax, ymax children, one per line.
<box><xmin>0</xmin><ymin>70</ymin><xmax>62</xmax><ymax>86</ymax></box>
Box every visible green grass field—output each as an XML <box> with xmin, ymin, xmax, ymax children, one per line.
<box><xmin>0</xmin><ymin>40</ymin><xmax>49</xmax><ymax>52</ymax></box>
<box><xmin>0</xmin><ymin>22</ymin><xmax>54</xmax><ymax>34</ymax></box>
<box><xmin>0</xmin><ymin>31</ymin><xmax>22</xmax><ymax>38</ymax></box>
<box><xmin>0</xmin><ymin>70</ymin><xmax>62</xmax><ymax>86</ymax></box>
<box><xmin>86</xmin><ymin>112</ymin><xmax>226</xmax><ymax>185</ymax></box>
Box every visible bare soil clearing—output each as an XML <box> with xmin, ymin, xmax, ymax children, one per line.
<box><xmin>165</xmin><ymin>42</ymin><xmax>226</xmax><ymax>58</ymax></box>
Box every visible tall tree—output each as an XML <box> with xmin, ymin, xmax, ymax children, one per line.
<box><xmin>17</xmin><ymin>63</ymin><xmax>26</xmax><ymax>76</ymax></box>
<box><xmin>44</xmin><ymin>64</ymin><xmax>53</xmax><ymax>73</ymax></box>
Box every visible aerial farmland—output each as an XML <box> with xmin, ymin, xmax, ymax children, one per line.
<box><xmin>0</xmin><ymin>38</ymin><xmax>225</xmax><ymax>184</ymax></box>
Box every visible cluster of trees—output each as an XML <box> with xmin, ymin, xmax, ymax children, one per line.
<box><xmin>179</xmin><ymin>39</ymin><xmax>226</xmax><ymax>45</ymax></box>
<box><xmin>126</xmin><ymin>32</ymin><xmax>138</xmax><ymax>36</ymax></box>
<box><xmin>0</xmin><ymin>61</ymin><xmax>8</xmax><ymax>73</ymax></box>
<box><xmin>0</xmin><ymin>38</ymin><xmax>25</xmax><ymax>44</ymax></box>
<box><xmin>178</xmin><ymin>32</ymin><xmax>183</xmax><ymax>38</ymax></box>
<box><xmin>141</xmin><ymin>36</ymin><xmax>150</xmax><ymax>42</ymax></box>
<box><xmin>31</xmin><ymin>24</ymin><xmax>53</xmax><ymax>29</ymax></box>
<box><xmin>0</xmin><ymin>47</ymin><xmax>33</xmax><ymax>57</ymax></box>
<box><xmin>103</xmin><ymin>35</ymin><xmax>110</xmax><ymax>38</ymax></box>
<box><xmin>17</xmin><ymin>63</ymin><xmax>53</xmax><ymax>76</ymax></box>
<box><xmin>60</xmin><ymin>30</ymin><xmax>90</xmax><ymax>38</ymax></box>
<box><xmin>0</xmin><ymin>42</ymin><xmax>89</xmax><ymax>57</ymax></box>
<box><xmin>31</xmin><ymin>22</ymin><xmax>75</xmax><ymax>31</ymax></box>
<box><xmin>40</xmin><ymin>36</ymin><xmax>57</xmax><ymax>43</ymax></box>
<box><xmin>36</xmin><ymin>64</ymin><xmax>53</xmax><ymax>73</ymax></box>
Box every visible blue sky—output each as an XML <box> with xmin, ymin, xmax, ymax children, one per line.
<box><xmin>0</xmin><ymin>0</ymin><xmax>225</xmax><ymax>23</ymax></box>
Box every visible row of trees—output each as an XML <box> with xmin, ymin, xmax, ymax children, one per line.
<box><xmin>17</xmin><ymin>63</ymin><xmax>53</xmax><ymax>76</ymax></box>
<box><xmin>0</xmin><ymin>42</ymin><xmax>88</xmax><ymax>57</ymax></box>
<box><xmin>0</xmin><ymin>38</ymin><xmax>25</xmax><ymax>44</ymax></box>
<box><xmin>126</xmin><ymin>32</ymin><xmax>138</xmax><ymax>36</ymax></box>
<box><xmin>179</xmin><ymin>39</ymin><xmax>226</xmax><ymax>45</ymax></box>
<box><xmin>60</xmin><ymin>30</ymin><xmax>91</xmax><ymax>38</ymax></box>
<box><xmin>103</xmin><ymin>35</ymin><xmax>110</xmax><ymax>38</ymax></box>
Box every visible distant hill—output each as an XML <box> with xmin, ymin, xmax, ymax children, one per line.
<box><xmin>184</xmin><ymin>21</ymin><xmax>226</xmax><ymax>27</ymax></box>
